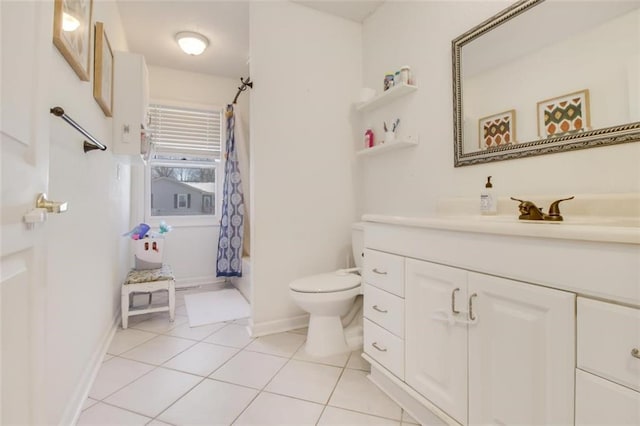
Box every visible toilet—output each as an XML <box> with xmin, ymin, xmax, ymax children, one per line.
<box><xmin>289</xmin><ymin>223</ymin><xmax>364</xmax><ymax>357</ymax></box>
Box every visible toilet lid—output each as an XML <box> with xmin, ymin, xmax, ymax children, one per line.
<box><xmin>289</xmin><ymin>271</ymin><xmax>361</xmax><ymax>293</ymax></box>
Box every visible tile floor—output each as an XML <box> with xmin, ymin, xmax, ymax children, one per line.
<box><xmin>77</xmin><ymin>287</ymin><xmax>422</xmax><ymax>425</ymax></box>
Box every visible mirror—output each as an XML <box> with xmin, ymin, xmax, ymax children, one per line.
<box><xmin>452</xmin><ymin>0</ymin><xmax>640</xmax><ymax>166</ymax></box>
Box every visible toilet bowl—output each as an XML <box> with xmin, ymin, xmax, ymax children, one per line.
<box><xmin>289</xmin><ymin>223</ymin><xmax>364</xmax><ymax>357</ymax></box>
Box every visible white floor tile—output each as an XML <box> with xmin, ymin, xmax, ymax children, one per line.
<box><xmin>244</xmin><ymin>332</ymin><xmax>305</xmax><ymax>357</ymax></box>
<box><xmin>120</xmin><ymin>335</ymin><xmax>195</xmax><ymax>365</ymax></box>
<box><xmin>204</xmin><ymin>323</ymin><xmax>254</xmax><ymax>348</ymax></box>
<box><xmin>76</xmin><ymin>402</ymin><xmax>151</xmax><ymax>425</ymax></box>
<box><xmin>162</xmin><ymin>342</ymin><xmax>239</xmax><ymax>377</ymax></box>
<box><xmin>81</xmin><ymin>397</ymin><xmax>99</xmax><ymax>411</ymax></box>
<box><xmin>102</xmin><ymin>354</ymin><xmax>114</xmax><ymax>363</ymax></box>
<box><xmin>346</xmin><ymin>350</ymin><xmax>371</xmax><ymax>371</ymax></box>
<box><xmin>88</xmin><ymin>357</ymin><xmax>155</xmax><ymax>400</ymax></box>
<box><xmin>104</xmin><ymin>367</ymin><xmax>201</xmax><ymax>418</ymax></box>
<box><xmin>163</xmin><ymin>321</ymin><xmax>226</xmax><ymax>341</ymax></box>
<box><xmin>231</xmin><ymin>317</ymin><xmax>250</xmax><ymax>326</ymax></box>
<box><xmin>146</xmin><ymin>420</ymin><xmax>173</xmax><ymax>426</ymax></box>
<box><xmin>289</xmin><ymin>327</ymin><xmax>308</xmax><ymax>335</ymax></box>
<box><xmin>329</xmin><ymin>369</ymin><xmax>402</xmax><ymax>421</ymax></box>
<box><xmin>131</xmin><ymin>314</ymin><xmax>187</xmax><ymax>334</ymax></box>
<box><xmin>293</xmin><ymin>345</ymin><xmax>350</xmax><ymax>368</ymax></box>
<box><xmin>265</xmin><ymin>359</ymin><xmax>342</xmax><ymax>404</ymax></box>
<box><xmin>318</xmin><ymin>406</ymin><xmax>401</xmax><ymax>425</ymax></box>
<box><xmin>158</xmin><ymin>379</ymin><xmax>257</xmax><ymax>425</ymax></box>
<box><xmin>234</xmin><ymin>391</ymin><xmax>324</xmax><ymax>426</ymax></box>
<box><xmin>107</xmin><ymin>328</ymin><xmax>157</xmax><ymax>356</ymax></box>
<box><xmin>174</xmin><ymin>304</ymin><xmax>187</xmax><ymax>316</ymax></box>
<box><xmin>210</xmin><ymin>350</ymin><xmax>287</xmax><ymax>389</ymax></box>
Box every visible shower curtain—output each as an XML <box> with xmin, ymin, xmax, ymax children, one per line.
<box><xmin>216</xmin><ymin>104</ymin><xmax>245</xmax><ymax>277</ymax></box>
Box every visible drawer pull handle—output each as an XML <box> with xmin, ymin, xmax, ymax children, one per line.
<box><xmin>372</xmin><ymin>268</ymin><xmax>388</xmax><ymax>275</ymax></box>
<box><xmin>469</xmin><ymin>293</ymin><xmax>478</xmax><ymax>321</ymax></box>
<box><xmin>372</xmin><ymin>342</ymin><xmax>387</xmax><ymax>352</ymax></box>
<box><xmin>632</xmin><ymin>348</ymin><xmax>640</xmax><ymax>359</ymax></box>
<box><xmin>451</xmin><ymin>287</ymin><xmax>460</xmax><ymax>314</ymax></box>
<box><xmin>372</xmin><ymin>305</ymin><xmax>388</xmax><ymax>313</ymax></box>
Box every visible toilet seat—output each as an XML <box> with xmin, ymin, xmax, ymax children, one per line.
<box><xmin>289</xmin><ymin>271</ymin><xmax>361</xmax><ymax>293</ymax></box>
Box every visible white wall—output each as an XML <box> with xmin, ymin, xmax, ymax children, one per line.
<box><xmin>360</xmin><ymin>1</ymin><xmax>640</xmax><ymax>218</ymax></box>
<box><xmin>249</xmin><ymin>1</ymin><xmax>362</xmax><ymax>332</ymax></box>
<box><xmin>43</xmin><ymin>1</ymin><xmax>131</xmax><ymax>423</ymax></box>
<box><xmin>134</xmin><ymin>66</ymin><xmax>248</xmax><ymax>285</ymax></box>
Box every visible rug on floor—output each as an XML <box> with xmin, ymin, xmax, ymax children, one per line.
<box><xmin>184</xmin><ymin>288</ymin><xmax>250</xmax><ymax>327</ymax></box>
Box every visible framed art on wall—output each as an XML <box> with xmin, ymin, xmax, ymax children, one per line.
<box><xmin>52</xmin><ymin>0</ymin><xmax>93</xmax><ymax>81</ymax></box>
<box><xmin>537</xmin><ymin>89</ymin><xmax>590</xmax><ymax>138</ymax></box>
<box><xmin>478</xmin><ymin>109</ymin><xmax>516</xmax><ymax>150</ymax></box>
<box><xmin>93</xmin><ymin>22</ymin><xmax>113</xmax><ymax>117</ymax></box>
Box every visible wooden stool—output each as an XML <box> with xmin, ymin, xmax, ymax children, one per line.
<box><xmin>121</xmin><ymin>264</ymin><xmax>175</xmax><ymax>329</ymax></box>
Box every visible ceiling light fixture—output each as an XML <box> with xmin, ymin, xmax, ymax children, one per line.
<box><xmin>175</xmin><ymin>31</ymin><xmax>209</xmax><ymax>56</ymax></box>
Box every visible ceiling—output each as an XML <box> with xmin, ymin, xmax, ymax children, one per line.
<box><xmin>115</xmin><ymin>1</ymin><xmax>383</xmax><ymax>78</ymax></box>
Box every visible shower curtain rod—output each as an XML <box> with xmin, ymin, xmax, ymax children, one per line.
<box><xmin>231</xmin><ymin>77</ymin><xmax>253</xmax><ymax>104</ymax></box>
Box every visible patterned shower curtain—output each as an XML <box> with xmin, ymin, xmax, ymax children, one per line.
<box><xmin>216</xmin><ymin>104</ymin><xmax>244</xmax><ymax>277</ymax></box>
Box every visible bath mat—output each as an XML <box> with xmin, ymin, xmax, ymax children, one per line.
<box><xmin>184</xmin><ymin>288</ymin><xmax>250</xmax><ymax>327</ymax></box>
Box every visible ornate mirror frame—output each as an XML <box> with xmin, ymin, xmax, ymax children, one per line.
<box><xmin>452</xmin><ymin>0</ymin><xmax>640</xmax><ymax>167</ymax></box>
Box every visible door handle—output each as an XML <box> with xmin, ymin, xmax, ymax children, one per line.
<box><xmin>371</xmin><ymin>342</ymin><xmax>387</xmax><ymax>352</ymax></box>
<box><xmin>451</xmin><ymin>287</ymin><xmax>460</xmax><ymax>314</ymax></box>
<box><xmin>469</xmin><ymin>293</ymin><xmax>478</xmax><ymax>321</ymax></box>
<box><xmin>372</xmin><ymin>268</ymin><xmax>387</xmax><ymax>275</ymax></box>
<box><xmin>36</xmin><ymin>193</ymin><xmax>68</xmax><ymax>213</ymax></box>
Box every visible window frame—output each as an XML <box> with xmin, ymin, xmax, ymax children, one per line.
<box><xmin>144</xmin><ymin>100</ymin><xmax>224</xmax><ymax>228</ymax></box>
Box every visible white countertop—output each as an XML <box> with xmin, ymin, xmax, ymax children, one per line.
<box><xmin>362</xmin><ymin>214</ymin><xmax>640</xmax><ymax>245</ymax></box>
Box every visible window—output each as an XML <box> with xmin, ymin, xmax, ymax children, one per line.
<box><xmin>146</xmin><ymin>103</ymin><xmax>223</xmax><ymax>222</ymax></box>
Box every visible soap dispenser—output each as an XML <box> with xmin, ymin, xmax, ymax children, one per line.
<box><xmin>480</xmin><ymin>176</ymin><xmax>497</xmax><ymax>215</ymax></box>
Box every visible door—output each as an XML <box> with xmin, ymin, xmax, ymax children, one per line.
<box><xmin>1</xmin><ymin>1</ymin><xmax>52</xmax><ymax>424</ymax></box>
<box><xmin>467</xmin><ymin>272</ymin><xmax>575</xmax><ymax>426</ymax></box>
<box><xmin>405</xmin><ymin>259</ymin><xmax>468</xmax><ymax>425</ymax></box>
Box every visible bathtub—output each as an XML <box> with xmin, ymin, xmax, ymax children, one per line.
<box><xmin>230</xmin><ymin>256</ymin><xmax>251</xmax><ymax>303</ymax></box>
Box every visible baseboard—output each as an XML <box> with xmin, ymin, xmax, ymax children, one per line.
<box><xmin>248</xmin><ymin>314</ymin><xmax>309</xmax><ymax>337</ymax></box>
<box><xmin>175</xmin><ymin>275</ymin><xmax>226</xmax><ymax>289</ymax></box>
<box><xmin>364</xmin><ymin>355</ymin><xmax>458</xmax><ymax>426</ymax></box>
<box><xmin>62</xmin><ymin>312</ymin><xmax>120</xmax><ymax>425</ymax></box>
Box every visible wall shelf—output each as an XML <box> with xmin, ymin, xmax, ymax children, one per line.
<box><xmin>356</xmin><ymin>83</ymin><xmax>418</xmax><ymax>112</ymax></box>
<box><xmin>357</xmin><ymin>139</ymin><xmax>418</xmax><ymax>157</ymax></box>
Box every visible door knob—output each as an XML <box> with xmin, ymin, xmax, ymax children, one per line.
<box><xmin>36</xmin><ymin>193</ymin><xmax>68</xmax><ymax>213</ymax></box>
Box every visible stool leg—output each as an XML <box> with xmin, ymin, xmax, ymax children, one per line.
<box><xmin>121</xmin><ymin>288</ymin><xmax>129</xmax><ymax>329</ymax></box>
<box><xmin>169</xmin><ymin>281</ymin><xmax>175</xmax><ymax>322</ymax></box>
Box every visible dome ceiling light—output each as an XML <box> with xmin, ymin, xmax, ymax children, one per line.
<box><xmin>175</xmin><ymin>31</ymin><xmax>209</xmax><ymax>56</ymax></box>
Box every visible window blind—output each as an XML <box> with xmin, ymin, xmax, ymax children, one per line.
<box><xmin>148</xmin><ymin>104</ymin><xmax>222</xmax><ymax>159</ymax></box>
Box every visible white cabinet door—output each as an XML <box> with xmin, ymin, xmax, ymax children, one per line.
<box><xmin>467</xmin><ymin>272</ymin><xmax>575</xmax><ymax>426</ymax></box>
<box><xmin>405</xmin><ymin>259</ymin><xmax>468</xmax><ymax>425</ymax></box>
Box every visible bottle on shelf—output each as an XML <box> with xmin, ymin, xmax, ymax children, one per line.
<box><xmin>364</xmin><ymin>128</ymin><xmax>375</xmax><ymax>148</ymax></box>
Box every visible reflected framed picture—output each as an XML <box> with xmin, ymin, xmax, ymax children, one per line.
<box><xmin>93</xmin><ymin>22</ymin><xmax>113</xmax><ymax>117</ymax></box>
<box><xmin>478</xmin><ymin>109</ymin><xmax>516</xmax><ymax>150</ymax></box>
<box><xmin>52</xmin><ymin>0</ymin><xmax>93</xmax><ymax>81</ymax></box>
<box><xmin>537</xmin><ymin>89</ymin><xmax>590</xmax><ymax>138</ymax></box>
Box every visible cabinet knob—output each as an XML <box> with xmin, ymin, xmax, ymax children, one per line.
<box><xmin>451</xmin><ymin>287</ymin><xmax>460</xmax><ymax>314</ymax></box>
<box><xmin>469</xmin><ymin>293</ymin><xmax>478</xmax><ymax>321</ymax></box>
<box><xmin>632</xmin><ymin>348</ymin><xmax>640</xmax><ymax>359</ymax></box>
<box><xmin>372</xmin><ymin>268</ymin><xmax>388</xmax><ymax>275</ymax></box>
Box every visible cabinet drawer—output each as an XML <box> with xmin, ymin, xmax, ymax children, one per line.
<box><xmin>363</xmin><ymin>249</ymin><xmax>405</xmax><ymax>297</ymax></box>
<box><xmin>577</xmin><ymin>297</ymin><xmax>640</xmax><ymax>391</ymax></box>
<box><xmin>364</xmin><ymin>318</ymin><xmax>404</xmax><ymax>380</ymax></box>
<box><xmin>363</xmin><ymin>284</ymin><xmax>404</xmax><ymax>338</ymax></box>
<box><xmin>575</xmin><ymin>369</ymin><xmax>640</xmax><ymax>425</ymax></box>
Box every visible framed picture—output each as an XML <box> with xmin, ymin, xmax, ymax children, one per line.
<box><xmin>478</xmin><ymin>109</ymin><xmax>516</xmax><ymax>150</ymax></box>
<box><xmin>537</xmin><ymin>89</ymin><xmax>590</xmax><ymax>138</ymax></box>
<box><xmin>93</xmin><ymin>22</ymin><xmax>113</xmax><ymax>117</ymax></box>
<box><xmin>52</xmin><ymin>0</ymin><xmax>93</xmax><ymax>81</ymax></box>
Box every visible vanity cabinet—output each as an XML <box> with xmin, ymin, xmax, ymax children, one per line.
<box><xmin>404</xmin><ymin>259</ymin><xmax>575</xmax><ymax>425</ymax></box>
<box><xmin>575</xmin><ymin>297</ymin><xmax>640</xmax><ymax>424</ymax></box>
<box><xmin>363</xmin><ymin>249</ymin><xmax>405</xmax><ymax>379</ymax></box>
<box><xmin>112</xmin><ymin>51</ymin><xmax>150</xmax><ymax>160</ymax></box>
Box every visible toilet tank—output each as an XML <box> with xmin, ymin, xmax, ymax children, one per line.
<box><xmin>352</xmin><ymin>222</ymin><xmax>365</xmax><ymax>269</ymax></box>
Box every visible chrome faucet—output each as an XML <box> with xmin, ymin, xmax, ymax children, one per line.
<box><xmin>510</xmin><ymin>196</ymin><xmax>574</xmax><ymax>221</ymax></box>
